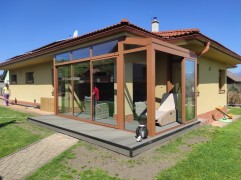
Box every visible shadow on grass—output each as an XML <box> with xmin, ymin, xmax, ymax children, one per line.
<box><xmin>0</xmin><ymin>120</ymin><xmax>16</xmax><ymax>128</ymax></box>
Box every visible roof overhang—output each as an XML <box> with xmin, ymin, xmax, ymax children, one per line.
<box><xmin>165</xmin><ymin>34</ymin><xmax>241</xmax><ymax>67</ymax></box>
<box><xmin>0</xmin><ymin>21</ymin><xmax>165</xmax><ymax>69</ymax></box>
<box><xmin>0</xmin><ymin>54</ymin><xmax>53</xmax><ymax>70</ymax></box>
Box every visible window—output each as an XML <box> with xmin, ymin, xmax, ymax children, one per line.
<box><xmin>55</xmin><ymin>52</ymin><xmax>70</xmax><ymax>63</ymax></box>
<box><xmin>219</xmin><ymin>70</ymin><xmax>225</xmax><ymax>93</ymax></box>
<box><xmin>10</xmin><ymin>74</ymin><xmax>17</xmax><ymax>84</ymax></box>
<box><xmin>92</xmin><ymin>40</ymin><xmax>118</xmax><ymax>56</ymax></box>
<box><xmin>72</xmin><ymin>47</ymin><xmax>90</xmax><ymax>60</ymax></box>
<box><xmin>26</xmin><ymin>72</ymin><xmax>34</xmax><ymax>84</ymax></box>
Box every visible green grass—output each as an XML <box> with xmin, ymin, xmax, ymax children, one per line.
<box><xmin>156</xmin><ymin>118</ymin><xmax>241</xmax><ymax>179</ymax></box>
<box><xmin>26</xmin><ymin>142</ymin><xmax>120</xmax><ymax>180</ymax></box>
<box><xmin>228</xmin><ymin>107</ymin><xmax>241</xmax><ymax>115</ymax></box>
<box><xmin>0</xmin><ymin>106</ymin><xmax>52</xmax><ymax>158</ymax></box>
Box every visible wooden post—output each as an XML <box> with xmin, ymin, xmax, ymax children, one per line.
<box><xmin>181</xmin><ymin>58</ymin><xmax>186</xmax><ymax>123</ymax></box>
<box><xmin>117</xmin><ymin>41</ymin><xmax>125</xmax><ymax>129</ymax></box>
<box><xmin>53</xmin><ymin>58</ymin><xmax>58</xmax><ymax>115</ymax></box>
<box><xmin>147</xmin><ymin>45</ymin><xmax>156</xmax><ymax>136</ymax></box>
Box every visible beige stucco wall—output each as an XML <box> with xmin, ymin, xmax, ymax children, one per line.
<box><xmin>9</xmin><ymin>61</ymin><xmax>53</xmax><ymax>104</ymax></box>
<box><xmin>155</xmin><ymin>53</ymin><xmax>167</xmax><ymax>108</ymax></box>
<box><xmin>197</xmin><ymin>57</ymin><xmax>227</xmax><ymax>115</ymax></box>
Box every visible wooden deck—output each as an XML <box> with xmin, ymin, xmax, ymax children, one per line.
<box><xmin>28</xmin><ymin>115</ymin><xmax>201</xmax><ymax>157</ymax></box>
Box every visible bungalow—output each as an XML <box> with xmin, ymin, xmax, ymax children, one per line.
<box><xmin>0</xmin><ymin>18</ymin><xmax>240</xmax><ymax>137</ymax></box>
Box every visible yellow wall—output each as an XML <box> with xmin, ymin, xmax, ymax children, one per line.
<box><xmin>9</xmin><ymin>61</ymin><xmax>53</xmax><ymax>103</ymax></box>
<box><xmin>155</xmin><ymin>53</ymin><xmax>167</xmax><ymax>108</ymax></box>
<box><xmin>197</xmin><ymin>57</ymin><xmax>227</xmax><ymax>115</ymax></box>
<box><xmin>124</xmin><ymin>52</ymin><xmax>146</xmax><ymax>116</ymax></box>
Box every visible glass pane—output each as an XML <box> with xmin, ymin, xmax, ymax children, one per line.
<box><xmin>124</xmin><ymin>51</ymin><xmax>147</xmax><ymax>132</ymax></box>
<box><xmin>185</xmin><ymin>60</ymin><xmax>195</xmax><ymax>121</ymax></box>
<box><xmin>72</xmin><ymin>47</ymin><xmax>90</xmax><ymax>60</ymax></box>
<box><xmin>73</xmin><ymin>61</ymin><xmax>91</xmax><ymax>120</ymax></box>
<box><xmin>92</xmin><ymin>58</ymin><xmax>117</xmax><ymax>126</ymax></box>
<box><xmin>58</xmin><ymin>65</ymin><xmax>72</xmax><ymax>116</ymax></box>
<box><xmin>155</xmin><ymin>52</ymin><xmax>182</xmax><ymax>133</ymax></box>
<box><xmin>55</xmin><ymin>52</ymin><xmax>70</xmax><ymax>63</ymax></box>
<box><xmin>92</xmin><ymin>40</ymin><xmax>118</xmax><ymax>56</ymax></box>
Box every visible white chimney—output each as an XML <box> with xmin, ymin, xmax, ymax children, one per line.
<box><xmin>151</xmin><ymin>17</ymin><xmax>159</xmax><ymax>32</ymax></box>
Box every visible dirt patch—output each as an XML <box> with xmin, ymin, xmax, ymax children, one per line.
<box><xmin>67</xmin><ymin>135</ymin><xmax>209</xmax><ymax>180</ymax></box>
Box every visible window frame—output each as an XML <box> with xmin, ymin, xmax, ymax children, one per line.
<box><xmin>219</xmin><ymin>69</ymin><xmax>226</xmax><ymax>94</ymax></box>
<box><xmin>26</xmin><ymin>72</ymin><xmax>34</xmax><ymax>84</ymax></box>
<box><xmin>10</xmin><ymin>74</ymin><xmax>17</xmax><ymax>84</ymax></box>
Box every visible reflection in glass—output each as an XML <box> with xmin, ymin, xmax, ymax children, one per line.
<box><xmin>124</xmin><ymin>51</ymin><xmax>147</xmax><ymax>131</ymax></box>
<box><xmin>55</xmin><ymin>52</ymin><xmax>70</xmax><ymax>63</ymax></box>
<box><xmin>185</xmin><ymin>60</ymin><xmax>195</xmax><ymax>121</ymax></box>
<box><xmin>72</xmin><ymin>47</ymin><xmax>90</xmax><ymax>60</ymax></box>
<box><xmin>58</xmin><ymin>65</ymin><xmax>72</xmax><ymax>116</ymax></box>
<box><xmin>92</xmin><ymin>40</ymin><xmax>118</xmax><ymax>56</ymax></box>
<box><xmin>73</xmin><ymin>61</ymin><xmax>91</xmax><ymax>119</ymax></box>
<box><xmin>92</xmin><ymin>58</ymin><xmax>117</xmax><ymax>126</ymax></box>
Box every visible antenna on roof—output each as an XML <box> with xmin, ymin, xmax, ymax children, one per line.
<box><xmin>73</xmin><ymin>30</ymin><xmax>78</xmax><ymax>38</ymax></box>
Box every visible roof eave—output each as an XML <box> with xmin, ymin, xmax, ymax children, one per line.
<box><xmin>0</xmin><ymin>23</ymin><xmax>165</xmax><ymax>68</ymax></box>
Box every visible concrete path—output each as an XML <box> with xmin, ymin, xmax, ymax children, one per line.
<box><xmin>0</xmin><ymin>133</ymin><xmax>78</xmax><ymax>180</ymax></box>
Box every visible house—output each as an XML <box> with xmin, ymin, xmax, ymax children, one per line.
<box><xmin>227</xmin><ymin>70</ymin><xmax>241</xmax><ymax>90</ymax></box>
<box><xmin>0</xmin><ymin>18</ymin><xmax>240</xmax><ymax>137</ymax></box>
<box><xmin>227</xmin><ymin>70</ymin><xmax>241</xmax><ymax>105</ymax></box>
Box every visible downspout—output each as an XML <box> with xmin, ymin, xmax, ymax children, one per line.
<box><xmin>197</xmin><ymin>41</ymin><xmax>211</xmax><ymax>57</ymax></box>
<box><xmin>196</xmin><ymin>42</ymin><xmax>210</xmax><ymax>97</ymax></box>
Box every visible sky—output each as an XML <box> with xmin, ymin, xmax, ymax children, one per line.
<box><xmin>0</xmin><ymin>0</ymin><xmax>241</xmax><ymax>73</ymax></box>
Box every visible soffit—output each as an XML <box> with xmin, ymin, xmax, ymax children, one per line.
<box><xmin>173</xmin><ymin>39</ymin><xmax>240</xmax><ymax>67</ymax></box>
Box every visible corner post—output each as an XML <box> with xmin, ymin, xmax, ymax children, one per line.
<box><xmin>53</xmin><ymin>57</ymin><xmax>58</xmax><ymax>115</ymax></box>
<box><xmin>147</xmin><ymin>44</ymin><xmax>156</xmax><ymax>136</ymax></box>
<box><xmin>117</xmin><ymin>41</ymin><xmax>125</xmax><ymax>129</ymax></box>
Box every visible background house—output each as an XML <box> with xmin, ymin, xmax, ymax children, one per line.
<box><xmin>227</xmin><ymin>70</ymin><xmax>241</xmax><ymax>90</ymax></box>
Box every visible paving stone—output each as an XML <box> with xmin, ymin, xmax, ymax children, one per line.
<box><xmin>0</xmin><ymin>133</ymin><xmax>78</xmax><ymax>179</ymax></box>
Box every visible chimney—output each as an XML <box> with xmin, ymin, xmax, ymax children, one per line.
<box><xmin>151</xmin><ymin>17</ymin><xmax>159</xmax><ymax>32</ymax></box>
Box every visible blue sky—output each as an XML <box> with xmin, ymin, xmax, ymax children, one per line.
<box><xmin>0</xmin><ymin>0</ymin><xmax>241</xmax><ymax>73</ymax></box>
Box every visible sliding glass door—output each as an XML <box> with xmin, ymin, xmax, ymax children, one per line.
<box><xmin>92</xmin><ymin>58</ymin><xmax>117</xmax><ymax>126</ymax></box>
<box><xmin>73</xmin><ymin>61</ymin><xmax>91</xmax><ymax>120</ymax></box>
<box><xmin>185</xmin><ymin>60</ymin><xmax>196</xmax><ymax>121</ymax></box>
<box><xmin>58</xmin><ymin>65</ymin><xmax>72</xmax><ymax>116</ymax></box>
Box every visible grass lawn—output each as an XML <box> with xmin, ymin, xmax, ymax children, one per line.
<box><xmin>0</xmin><ymin>106</ymin><xmax>52</xmax><ymax>158</ymax></box>
<box><xmin>156</xmin><ymin>107</ymin><xmax>241</xmax><ymax>179</ymax></box>
<box><xmin>26</xmin><ymin>142</ymin><xmax>119</xmax><ymax>180</ymax></box>
<box><xmin>26</xmin><ymin>107</ymin><xmax>241</xmax><ymax>180</ymax></box>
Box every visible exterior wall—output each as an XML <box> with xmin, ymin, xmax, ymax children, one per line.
<box><xmin>9</xmin><ymin>61</ymin><xmax>53</xmax><ymax>104</ymax></box>
<box><xmin>197</xmin><ymin>57</ymin><xmax>227</xmax><ymax>115</ymax></box>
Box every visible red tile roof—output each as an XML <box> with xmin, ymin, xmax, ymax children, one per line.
<box><xmin>155</xmin><ymin>28</ymin><xmax>200</xmax><ymax>38</ymax></box>
<box><xmin>156</xmin><ymin>28</ymin><xmax>241</xmax><ymax>60</ymax></box>
<box><xmin>0</xmin><ymin>19</ymin><xmax>241</xmax><ymax>67</ymax></box>
<box><xmin>0</xmin><ymin>19</ymin><xmax>162</xmax><ymax>67</ymax></box>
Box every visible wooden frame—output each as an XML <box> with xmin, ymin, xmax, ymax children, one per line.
<box><xmin>53</xmin><ymin>36</ymin><xmax>197</xmax><ymax>137</ymax></box>
<box><xmin>182</xmin><ymin>58</ymin><xmax>197</xmax><ymax>124</ymax></box>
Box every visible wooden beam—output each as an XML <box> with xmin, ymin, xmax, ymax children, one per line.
<box><xmin>146</xmin><ymin>45</ymin><xmax>156</xmax><ymax>136</ymax></box>
<box><xmin>123</xmin><ymin>37</ymin><xmax>152</xmax><ymax>46</ymax></box>
<box><xmin>117</xmin><ymin>41</ymin><xmax>125</xmax><ymax>130</ymax></box>
<box><xmin>53</xmin><ymin>58</ymin><xmax>58</xmax><ymax>115</ymax></box>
